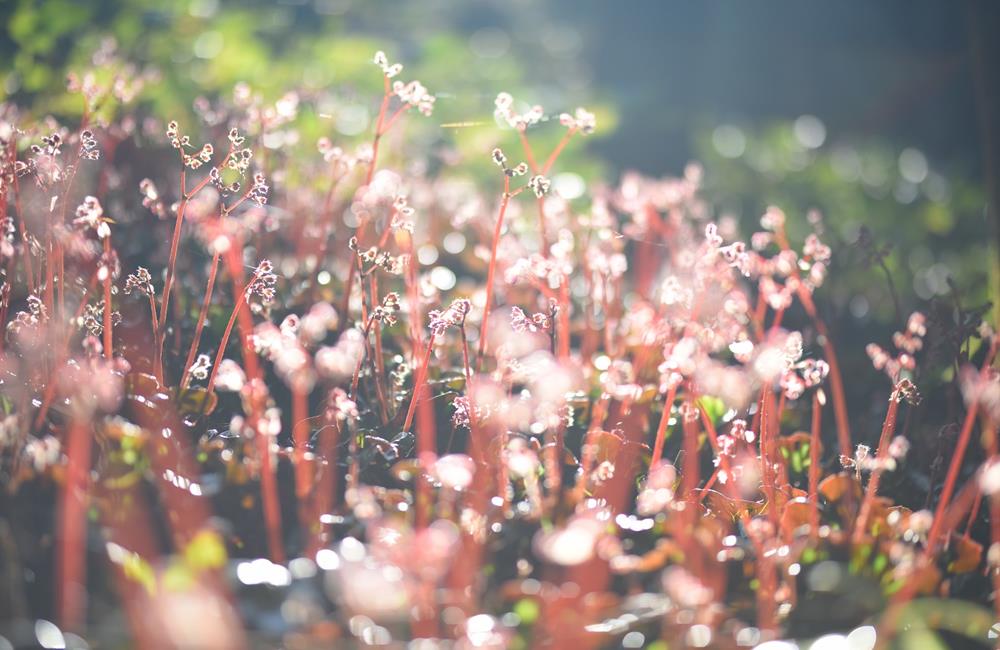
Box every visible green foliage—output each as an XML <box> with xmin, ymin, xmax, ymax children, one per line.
<box><xmin>694</xmin><ymin>123</ymin><xmax>994</xmax><ymax>326</ymax></box>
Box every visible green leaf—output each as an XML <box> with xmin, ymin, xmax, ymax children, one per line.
<box><xmin>513</xmin><ymin>599</ymin><xmax>540</xmax><ymax>626</ymax></box>
<box><xmin>183</xmin><ymin>529</ymin><xmax>227</xmax><ymax>571</ymax></box>
<box><xmin>696</xmin><ymin>395</ymin><xmax>726</xmax><ymax>423</ymax></box>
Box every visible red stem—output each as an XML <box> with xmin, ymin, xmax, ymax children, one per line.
<box><xmin>809</xmin><ymin>391</ymin><xmax>823</xmax><ymax>539</ymax></box>
<box><xmin>853</xmin><ymin>396</ymin><xmax>900</xmax><ymax>544</ymax></box>
<box><xmin>925</xmin><ymin>339</ymin><xmax>999</xmax><ymax>551</ymax></box>
<box><xmin>292</xmin><ymin>383</ymin><xmax>312</xmax><ymax>538</ymax></box>
<box><xmin>403</xmin><ymin>333</ymin><xmax>437</xmax><ymax>435</ymax></box>
<box><xmin>102</xmin><ymin>237</ymin><xmax>112</xmax><ymax>360</ymax></box>
<box><xmin>541</xmin><ymin>128</ymin><xmax>576</xmax><ymax>174</ymax></box>
<box><xmin>775</xmin><ymin>226</ymin><xmax>852</xmax><ymax>458</ymax></box>
<box><xmin>650</xmin><ymin>383</ymin><xmax>678</xmax><ymax>469</ymax></box>
<box><xmin>181</xmin><ymin>251</ymin><xmax>220</xmax><ymax>390</ymax></box>
<box><xmin>340</xmin><ymin>77</ymin><xmax>393</xmax><ymax>321</ymax></box>
<box><xmin>477</xmin><ymin>176</ymin><xmax>511</xmax><ymax>366</ymax></box>
<box><xmin>56</xmin><ymin>419</ymin><xmax>91</xmax><ymax>631</ymax></box>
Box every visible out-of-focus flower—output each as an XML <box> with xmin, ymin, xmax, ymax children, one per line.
<box><xmin>73</xmin><ymin>196</ymin><xmax>110</xmax><ymax>239</ymax></box>
<box><xmin>325</xmin><ymin>387</ymin><xmax>359</xmax><ymax>423</ymax></box>
<box><xmin>428</xmin><ymin>298</ymin><xmax>471</xmax><ymax>337</ymax></box>
<box><xmin>558</xmin><ymin>107</ymin><xmax>597</xmax><ymax>135</ymax></box>
<box><xmin>214</xmin><ymin>359</ymin><xmax>246</xmax><ymax>392</ymax></box>
<box><xmin>373</xmin><ymin>50</ymin><xmax>403</xmax><ymax>78</ymax></box>
<box><xmin>432</xmin><ymin>454</ymin><xmax>476</xmax><ymax>491</ymax></box>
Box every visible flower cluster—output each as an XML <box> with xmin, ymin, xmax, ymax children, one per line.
<box><xmin>509</xmin><ymin>306</ymin><xmax>551</xmax><ymax>333</ymax></box>
<box><xmin>392</xmin><ymin>80</ymin><xmax>436</xmax><ymax>116</ymax></box>
<box><xmin>245</xmin><ymin>259</ymin><xmax>277</xmax><ymax>307</ymax></box>
<box><xmin>188</xmin><ymin>354</ymin><xmax>212</xmax><ymax>381</ymax></box>
<box><xmin>428</xmin><ymin>298</ymin><xmax>471</xmax><ymax>336</ymax></box>
<box><xmin>372</xmin><ymin>292</ymin><xmax>401</xmax><ymax>326</ymax></box>
<box><xmin>184</xmin><ymin>143</ymin><xmax>214</xmax><ymax>170</ymax></box>
<box><xmin>73</xmin><ymin>196</ymin><xmax>110</xmax><ymax>239</ymax></box>
<box><xmin>373</xmin><ymin>51</ymin><xmax>403</xmax><ymax>78</ymax></box>
<box><xmin>79</xmin><ymin>129</ymin><xmax>100</xmax><ymax>160</ymax></box>
<box><xmin>374</xmin><ymin>50</ymin><xmax>435</xmax><ymax>116</ymax></box>
<box><xmin>325</xmin><ymin>387</ymin><xmax>359</xmax><ymax>423</ymax></box>
<box><xmin>6</xmin><ymin>294</ymin><xmax>47</xmax><ymax>338</ymax></box>
<box><xmin>226</xmin><ymin>147</ymin><xmax>255</xmax><ymax>176</ymax></box>
<box><xmin>867</xmin><ymin>311</ymin><xmax>926</xmax><ymax>381</ymax></box>
<box><xmin>494</xmin><ymin>93</ymin><xmax>544</xmax><ymax>130</ymax></box>
<box><xmin>124</xmin><ymin>267</ymin><xmax>153</xmax><ymax>297</ymax></box>
<box><xmin>558</xmin><ymin>107</ymin><xmax>597</xmax><ymax>135</ymax></box>
<box><xmin>776</xmin><ymin>333</ymin><xmax>830</xmax><ymax>400</ymax></box>
<box><xmin>248</xmin><ymin>172</ymin><xmax>269</xmax><ymax>207</ymax></box>
<box><xmin>491</xmin><ymin>148</ymin><xmax>528</xmax><ymax>177</ymax></box>
<box><xmin>32</xmin><ymin>133</ymin><xmax>63</xmax><ymax>157</ymax></box>
<box><xmin>842</xmin><ymin>435</ymin><xmax>911</xmax><ymax>474</ymax></box>
<box><xmin>527</xmin><ymin>174</ymin><xmax>551</xmax><ymax>198</ymax></box>
<box><xmin>139</xmin><ymin>178</ymin><xmax>166</xmax><ymax>218</ymax></box>
<box><xmin>80</xmin><ymin>301</ymin><xmax>120</xmax><ymax>336</ymax></box>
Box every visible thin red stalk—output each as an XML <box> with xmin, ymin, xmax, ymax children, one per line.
<box><xmin>925</xmin><ymin>339</ymin><xmax>999</xmax><ymax>551</ymax></box>
<box><xmin>369</xmin><ymin>273</ymin><xmax>386</xmax><ymax>394</ymax></box>
<box><xmin>56</xmin><ymin>244</ymin><xmax>65</xmax><ymax>323</ymax></box>
<box><xmin>158</xmin><ymin>152</ymin><xmax>232</xmax><ymax>377</ymax></box>
<box><xmin>697</xmin><ymin>399</ymin><xmax>731</xmax><ymax>483</ymax></box>
<box><xmin>515</xmin><ymin>130</ymin><xmax>550</xmax><ymax>257</ymax></box>
<box><xmin>368</xmin><ymin>77</ymin><xmax>393</xmax><ymax>186</ymax></box>
<box><xmin>44</xmin><ymin>228</ymin><xmax>54</xmax><ymax>316</ymax></box>
<box><xmin>350</xmin><ymin>318</ymin><xmax>377</xmax><ymax>399</ymax></box>
<box><xmin>206</xmin><ymin>292</ymin><xmax>244</xmax><ymax>399</ymax></box>
<box><xmin>541</xmin><ymin>128</ymin><xmax>576</xmax><ymax>174</ymax></box>
<box><xmin>810</xmin><ymin>310</ymin><xmax>852</xmax><ymax>459</ymax></box>
<box><xmin>406</xmin><ymin>334</ymin><xmax>438</xmax><ymax>530</ymax></box>
<box><xmin>405</xmin><ymin>233</ymin><xmax>423</xmax><ymax>364</ymax></box>
<box><xmin>158</xmin><ymin>169</ymin><xmax>189</xmax><ymax>325</ymax></box>
<box><xmin>809</xmin><ymin>391</ymin><xmax>823</xmax><ymax>539</ymax></box>
<box><xmin>56</xmin><ymin>419</ymin><xmax>91</xmax><ymax>631</ymax></box>
<box><xmin>310</xmin><ymin>420</ymin><xmax>341</xmax><ymax>556</ymax></box>
<box><xmin>774</xmin><ymin>393</ymin><xmax>789</xmax><ymax>490</ymax></box>
<box><xmin>54</xmin><ymin>116</ymin><xmax>89</xmax><ymax>321</ymax></box>
<box><xmin>760</xmin><ymin>388</ymin><xmax>779</xmax><ymax>526</ymax></box>
<box><xmin>292</xmin><ymin>384</ymin><xmax>312</xmax><ymax>529</ymax></box>
<box><xmin>309</xmin><ymin>166</ymin><xmax>349</xmax><ymax>297</ymax></box>
<box><xmin>403</xmin><ymin>333</ymin><xmax>437</xmax><ymax>435</ymax></box>
<box><xmin>159</xmin><ymin>156</ymin><xmax>229</xmax><ymax>326</ymax></box>
<box><xmin>180</xmin><ymin>251</ymin><xmax>220</xmax><ymax>390</ymax></box>
<box><xmin>775</xmin><ymin>226</ymin><xmax>852</xmax><ymax>457</ymax></box>
<box><xmin>985</xmin><ymin>421</ymin><xmax>1000</xmax><ymax>620</ymax></box>
<box><xmin>964</xmin><ymin>489</ymin><xmax>983</xmax><ymax>537</ymax></box>
<box><xmin>340</xmin><ymin>77</ymin><xmax>392</xmax><ymax>321</ymax></box>
<box><xmin>650</xmin><ymin>383</ymin><xmax>678</xmax><ymax>469</ymax></box>
<box><xmin>517</xmin><ymin>129</ymin><xmax>539</xmax><ymax>172</ymax></box>
<box><xmin>224</xmin><ymin>249</ymin><xmax>283</xmax><ymax>563</ymax></box>
<box><xmin>557</xmin><ymin>281</ymin><xmax>570</xmax><ymax>359</ymax></box>
<box><xmin>681</xmin><ymin>403</ymin><xmax>700</xmax><ymax>506</ymax></box>
<box><xmin>852</xmin><ymin>396</ymin><xmax>900</xmax><ymax>544</ymax></box>
<box><xmin>33</xmin><ymin>272</ymin><xmax>99</xmax><ymax>430</ymax></box>
<box><xmin>380</xmin><ymin>104</ymin><xmax>411</xmax><ymax>135</ymax></box>
<box><xmin>498</xmin><ymin>425</ymin><xmax>511</xmax><ymax>516</ymax></box>
<box><xmin>9</xmin><ymin>141</ymin><xmax>35</xmax><ymax>291</ymax></box>
<box><xmin>149</xmin><ymin>300</ymin><xmax>163</xmax><ymax>383</ymax></box>
<box><xmin>477</xmin><ymin>175</ymin><xmax>511</xmax><ymax>367</ymax></box>
<box><xmin>535</xmin><ymin>197</ymin><xmax>549</xmax><ymax>258</ymax></box>
<box><xmin>576</xmin><ymin>395</ymin><xmax>610</xmax><ymax>501</ymax></box>
<box><xmin>101</xmin><ymin>237</ymin><xmax>112</xmax><ymax>360</ymax></box>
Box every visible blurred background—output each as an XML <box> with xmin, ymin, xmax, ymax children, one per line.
<box><xmin>2</xmin><ymin>1</ymin><xmax>1000</xmax><ymax>641</ymax></box>
<box><xmin>0</xmin><ymin>0</ymin><xmax>1000</xmax><ymax>314</ymax></box>
<box><xmin>1</xmin><ymin>0</ymin><xmax>997</xmax><ymax>337</ymax></box>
